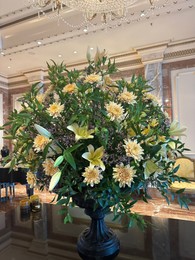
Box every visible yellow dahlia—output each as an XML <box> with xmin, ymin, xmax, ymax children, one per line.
<box><xmin>26</xmin><ymin>171</ymin><xmax>37</xmax><ymax>188</ymax></box>
<box><xmin>113</xmin><ymin>163</ymin><xmax>136</xmax><ymax>188</ymax></box>
<box><xmin>42</xmin><ymin>158</ymin><xmax>59</xmax><ymax>176</ymax></box>
<box><xmin>62</xmin><ymin>83</ymin><xmax>77</xmax><ymax>94</ymax></box>
<box><xmin>124</xmin><ymin>139</ymin><xmax>144</xmax><ymax>161</ymax></box>
<box><xmin>144</xmin><ymin>93</ymin><xmax>160</xmax><ymax>106</ymax></box>
<box><xmin>47</xmin><ymin>102</ymin><xmax>64</xmax><ymax>118</ymax></box>
<box><xmin>118</xmin><ymin>91</ymin><xmax>137</xmax><ymax>104</ymax></box>
<box><xmin>36</xmin><ymin>93</ymin><xmax>45</xmax><ymax>103</ymax></box>
<box><xmin>105</xmin><ymin>101</ymin><xmax>125</xmax><ymax>122</ymax></box>
<box><xmin>82</xmin><ymin>166</ymin><xmax>103</xmax><ymax>187</ymax></box>
<box><xmin>33</xmin><ymin>134</ymin><xmax>51</xmax><ymax>152</ymax></box>
<box><xmin>84</xmin><ymin>74</ymin><xmax>101</xmax><ymax>84</ymax></box>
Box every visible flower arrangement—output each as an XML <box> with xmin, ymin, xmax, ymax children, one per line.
<box><xmin>2</xmin><ymin>49</ymin><xmax>189</xmax><ymax>227</ymax></box>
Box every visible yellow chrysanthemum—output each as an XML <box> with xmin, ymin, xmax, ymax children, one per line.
<box><xmin>67</xmin><ymin>123</ymin><xmax>94</xmax><ymax>141</ymax></box>
<box><xmin>113</xmin><ymin>163</ymin><xmax>136</xmax><ymax>188</ymax></box>
<box><xmin>33</xmin><ymin>134</ymin><xmax>51</xmax><ymax>152</ymax></box>
<box><xmin>82</xmin><ymin>144</ymin><xmax>105</xmax><ymax>171</ymax></box>
<box><xmin>82</xmin><ymin>166</ymin><xmax>103</xmax><ymax>187</ymax></box>
<box><xmin>36</xmin><ymin>94</ymin><xmax>45</xmax><ymax>103</ymax></box>
<box><xmin>144</xmin><ymin>93</ymin><xmax>160</xmax><ymax>106</ymax></box>
<box><xmin>26</xmin><ymin>149</ymin><xmax>37</xmax><ymax>162</ymax></box>
<box><xmin>42</xmin><ymin>158</ymin><xmax>58</xmax><ymax>176</ymax></box>
<box><xmin>105</xmin><ymin>101</ymin><xmax>125</xmax><ymax>122</ymax></box>
<box><xmin>84</xmin><ymin>74</ymin><xmax>101</xmax><ymax>84</ymax></box>
<box><xmin>26</xmin><ymin>171</ymin><xmax>37</xmax><ymax>188</ymax></box>
<box><xmin>118</xmin><ymin>91</ymin><xmax>137</xmax><ymax>104</ymax></box>
<box><xmin>124</xmin><ymin>139</ymin><xmax>144</xmax><ymax>161</ymax></box>
<box><xmin>47</xmin><ymin>102</ymin><xmax>64</xmax><ymax>118</ymax></box>
<box><xmin>62</xmin><ymin>83</ymin><xmax>77</xmax><ymax>94</ymax></box>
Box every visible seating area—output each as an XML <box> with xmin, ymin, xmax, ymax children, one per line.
<box><xmin>171</xmin><ymin>157</ymin><xmax>195</xmax><ymax>193</ymax></box>
<box><xmin>0</xmin><ymin>167</ymin><xmax>27</xmax><ymax>202</ymax></box>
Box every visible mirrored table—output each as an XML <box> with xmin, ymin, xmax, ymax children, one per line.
<box><xmin>0</xmin><ymin>203</ymin><xmax>195</xmax><ymax>260</ymax></box>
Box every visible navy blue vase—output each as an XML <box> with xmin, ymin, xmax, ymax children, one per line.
<box><xmin>73</xmin><ymin>195</ymin><xmax>120</xmax><ymax>260</ymax></box>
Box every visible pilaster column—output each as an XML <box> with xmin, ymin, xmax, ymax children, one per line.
<box><xmin>137</xmin><ymin>43</ymin><xmax>168</xmax><ymax>101</ymax></box>
<box><xmin>23</xmin><ymin>68</ymin><xmax>48</xmax><ymax>86</ymax></box>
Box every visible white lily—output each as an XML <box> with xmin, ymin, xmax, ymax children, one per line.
<box><xmin>169</xmin><ymin>120</ymin><xmax>187</xmax><ymax>137</ymax></box>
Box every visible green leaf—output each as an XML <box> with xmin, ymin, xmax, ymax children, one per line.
<box><xmin>64</xmin><ymin>151</ymin><xmax>76</xmax><ymax>170</ymax></box>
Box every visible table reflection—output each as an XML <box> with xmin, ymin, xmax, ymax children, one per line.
<box><xmin>0</xmin><ymin>203</ymin><xmax>195</xmax><ymax>260</ymax></box>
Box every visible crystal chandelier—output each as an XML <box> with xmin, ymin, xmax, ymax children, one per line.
<box><xmin>30</xmin><ymin>0</ymin><xmax>138</xmax><ymax>21</ymax></box>
<box><xmin>63</xmin><ymin>0</ymin><xmax>138</xmax><ymax>21</ymax></box>
<box><xmin>30</xmin><ymin>0</ymin><xmax>160</xmax><ymax>23</ymax></box>
<box><xmin>30</xmin><ymin>0</ymin><xmax>65</xmax><ymax>13</ymax></box>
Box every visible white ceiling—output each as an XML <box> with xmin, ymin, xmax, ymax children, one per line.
<box><xmin>0</xmin><ymin>0</ymin><xmax>195</xmax><ymax>77</ymax></box>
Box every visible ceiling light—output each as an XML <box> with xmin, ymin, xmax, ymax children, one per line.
<box><xmin>8</xmin><ymin>66</ymin><xmax>11</xmax><ymax>69</ymax></box>
<box><xmin>90</xmin><ymin>47</ymin><xmax>94</xmax><ymax>50</ymax></box>
<box><xmin>29</xmin><ymin>0</ymin><xmax>157</xmax><ymax>23</ymax></box>
<box><xmin>73</xmin><ymin>50</ymin><xmax>77</xmax><ymax>54</ymax></box>
<box><xmin>37</xmin><ymin>41</ymin><xmax>42</xmax><ymax>45</ymax></box>
<box><xmin>83</xmin><ymin>28</ymin><xmax>88</xmax><ymax>32</ymax></box>
<box><xmin>58</xmin><ymin>54</ymin><xmax>62</xmax><ymax>57</ymax></box>
<box><xmin>1</xmin><ymin>51</ymin><xmax>4</xmax><ymax>55</ymax></box>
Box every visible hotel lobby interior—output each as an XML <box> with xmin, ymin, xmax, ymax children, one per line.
<box><xmin>0</xmin><ymin>0</ymin><xmax>195</xmax><ymax>259</ymax></box>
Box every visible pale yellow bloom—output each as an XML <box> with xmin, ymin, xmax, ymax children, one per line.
<box><xmin>141</xmin><ymin>126</ymin><xmax>151</xmax><ymax>136</ymax></box>
<box><xmin>82</xmin><ymin>144</ymin><xmax>105</xmax><ymax>171</ymax></box>
<box><xmin>169</xmin><ymin>120</ymin><xmax>187</xmax><ymax>136</ymax></box>
<box><xmin>124</xmin><ymin>139</ymin><xmax>144</xmax><ymax>161</ymax></box>
<box><xmin>113</xmin><ymin>163</ymin><xmax>136</xmax><ymax>188</ymax></box>
<box><xmin>158</xmin><ymin>135</ymin><xmax>166</xmax><ymax>143</ymax></box>
<box><xmin>84</xmin><ymin>74</ymin><xmax>101</xmax><ymax>84</ymax></box>
<box><xmin>104</xmin><ymin>75</ymin><xmax>118</xmax><ymax>87</ymax></box>
<box><xmin>16</xmin><ymin>126</ymin><xmax>26</xmax><ymax>136</ymax></box>
<box><xmin>118</xmin><ymin>91</ymin><xmax>137</xmax><ymax>104</ymax></box>
<box><xmin>26</xmin><ymin>171</ymin><xmax>37</xmax><ymax>188</ymax></box>
<box><xmin>82</xmin><ymin>166</ymin><xmax>103</xmax><ymax>187</ymax></box>
<box><xmin>67</xmin><ymin>123</ymin><xmax>94</xmax><ymax>141</ymax></box>
<box><xmin>26</xmin><ymin>149</ymin><xmax>37</xmax><ymax>162</ymax></box>
<box><xmin>47</xmin><ymin>102</ymin><xmax>64</xmax><ymax>118</ymax></box>
<box><xmin>33</xmin><ymin>135</ymin><xmax>51</xmax><ymax>152</ymax></box>
<box><xmin>62</xmin><ymin>83</ymin><xmax>77</xmax><ymax>94</ymax></box>
<box><xmin>105</xmin><ymin>101</ymin><xmax>125</xmax><ymax>122</ymax></box>
<box><xmin>150</xmin><ymin>119</ymin><xmax>158</xmax><ymax>127</ymax></box>
<box><xmin>43</xmin><ymin>158</ymin><xmax>59</xmax><ymax>176</ymax></box>
<box><xmin>144</xmin><ymin>93</ymin><xmax>160</xmax><ymax>106</ymax></box>
<box><xmin>36</xmin><ymin>94</ymin><xmax>45</xmax><ymax>103</ymax></box>
<box><xmin>128</xmin><ymin>128</ymin><xmax>136</xmax><ymax>137</ymax></box>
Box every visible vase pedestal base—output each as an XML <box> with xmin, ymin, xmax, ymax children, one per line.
<box><xmin>77</xmin><ymin>227</ymin><xmax>120</xmax><ymax>260</ymax></box>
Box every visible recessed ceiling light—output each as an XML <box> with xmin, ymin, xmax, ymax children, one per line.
<box><xmin>37</xmin><ymin>41</ymin><xmax>42</xmax><ymax>45</ymax></box>
<box><xmin>83</xmin><ymin>28</ymin><xmax>88</xmax><ymax>32</ymax></box>
<box><xmin>73</xmin><ymin>50</ymin><xmax>77</xmax><ymax>54</ymax></box>
<box><xmin>8</xmin><ymin>66</ymin><xmax>11</xmax><ymax>69</ymax></box>
<box><xmin>1</xmin><ymin>51</ymin><xmax>4</xmax><ymax>55</ymax></box>
<box><xmin>90</xmin><ymin>47</ymin><xmax>94</xmax><ymax>50</ymax></box>
<box><xmin>140</xmin><ymin>12</ymin><xmax>145</xmax><ymax>17</ymax></box>
<box><xmin>58</xmin><ymin>54</ymin><xmax>62</xmax><ymax>58</ymax></box>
